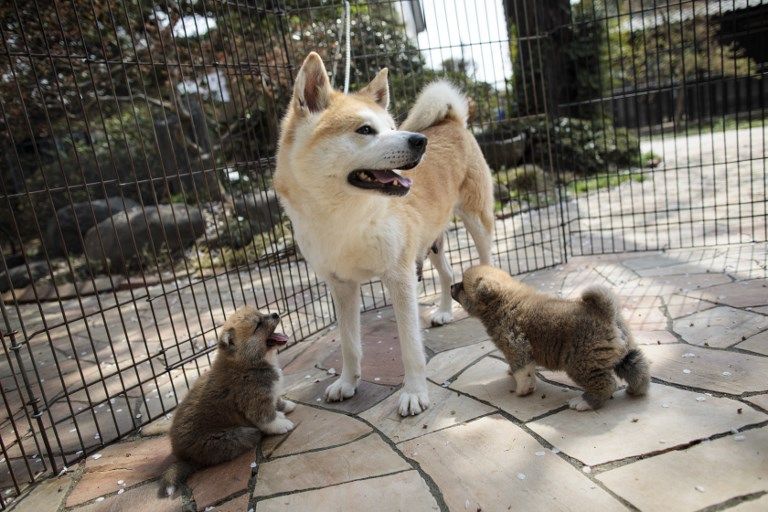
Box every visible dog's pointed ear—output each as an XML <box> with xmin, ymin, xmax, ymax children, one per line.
<box><xmin>359</xmin><ymin>68</ymin><xmax>389</xmax><ymax>109</ymax></box>
<box><xmin>474</xmin><ymin>278</ymin><xmax>497</xmax><ymax>304</ymax></box>
<box><xmin>293</xmin><ymin>52</ymin><xmax>332</xmax><ymax>114</ymax></box>
<box><xmin>218</xmin><ymin>328</ymin><xmax>235</xmax><ymax>350</ymax></box>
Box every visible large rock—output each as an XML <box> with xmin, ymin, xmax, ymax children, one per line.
<box><xmin>0</xmin><ymin>260</ymin><xmax>51</xmax><ymax>292</ymax></box>
<box><xmin>84</xmin><ymin>204</ymin><xmax>205</xmax><ymax>271</ymax></box>
<box><xmin>45</xmin><ymin>197</ymin><xmax>140</xmax><ymax>256</ymax></box>
<box><xmin>232</xmin><ymin>189</ymin><xmax>282</xmax><ymax>233</ymax></box>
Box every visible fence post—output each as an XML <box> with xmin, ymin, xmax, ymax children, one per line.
<box><xmin>0</xmin><ymin>301</ymin><xmax>57</xmax><ymax>476</ymax></box>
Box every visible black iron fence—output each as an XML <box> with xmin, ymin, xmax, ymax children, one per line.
<box><xmin>0</xmin><ymin>0</ymin><xmax>765</xmax><ymax>504</ymax></box>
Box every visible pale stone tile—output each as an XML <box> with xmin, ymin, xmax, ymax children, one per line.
<box><xmin>673</xmin><ymin>306</ymin><xmax>768</xmax><ymax>348</ymax></box>
<box><xmin>400</xmin><ymin>415</ymin><xmax>625</xmax><ymax>512</ymax></box>
<box><xmin>528</xmin><ymin>384</ymin><xmax>767</xmax><ymax>466</ymax></box>
<box><xmin>253</xmin><ymin>434</ymin><xmax>410</xmax><ymax>497</ymax></box>
<box><xmin>261</xmin><ymin>404</ymin><xmax>371</xmax><ymax>458</ymax></box>
<box><xmin>422</xmin><ymin>317</ymin><xmax>489</xmax><ymax>353</ymax></box>
<box><xmin>188</xmin><ymin>451</ymin><xmax>253</xmax><ymax>510</ymax></box>
<box><xmin>643</xmin><ymin>344</ymin><xmax>768</xmax><ymax>394</ymax></box>
<box><xmin>451</xmin><ymin>357</ymin><xmax>579</xmax><ymax>421</ymax></box>
<box><xmin>688</xmin><ymin>279</ymin><xmax>768</xmax><ymax>308</ymax></box>
<box><xmin>11</xmin><ymin>474</ymin><xmax>72</xmax><ymax>512</ymax></box>
<box><xmin>74</xmin><ymin>481</ymin><xmax>182</xmax><ymax>512</ymax></box>
<box><xmin>665</xmin><ymin>294</ymin><xmax>716</xmax><ymax>319</ymax></box>
<box><xmin>255</xmin><ymin>470</ymin><xmax>439</xmax><ymax>512</ymax></box>
<box><xmin>359</xmin><ymin>383</ymin><xmax>494</xmax><ymax>443</ymax></box>
<box><xmin>736</xmin><ymin>329</ymin><xmax>768</xmax><ymax>356</ymax></box>
<box><xmin>425</xmin><ymin>341</ymin><xmax>495</xmax><ymax>383</ymax></box>
<box><xmin>633</xmin><ymin>330</ymin><xmax>678</xmax><ymax>345</ymax></box>
<box><xmin>598</xmin><ymin>428</ymin><xmax>768</xmax><ymax>512</ymax></box>
<box><xmin>745</xmin><ymin>393</ymin><xmax>768</xmax><ymax>412</ymax></box>
<box><xmin>215</xmin><ymin>494</ymin><xmax>249</xmax><ymax>512</ymax></box>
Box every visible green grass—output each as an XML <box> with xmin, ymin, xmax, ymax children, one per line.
<box><xmin>566</xmin><ymin>173</ymin><xmax>646</xmax><ymax>195</ymax></box>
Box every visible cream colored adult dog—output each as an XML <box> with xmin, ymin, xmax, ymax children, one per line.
<box><xmin>274</xmin><ymin>53</ymin><xmax>494</xmax><ymax>415</ymax></box>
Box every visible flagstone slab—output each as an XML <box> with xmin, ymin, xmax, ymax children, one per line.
<box><xmin>255</xmin><ymin>470</ymin><xmax>439</xmax><ymax>512</ymax></box>
<box><xmin>425</xmin><ymin>341</ymin><xmax>495</xmax><ymax>384</ymax></box>
<box><xmin>451</xmin><ymin>357</ymin><xmax>579</xmax><ymax>421</ymax></box>
<box><xmin>188</xmin><ymin>451</ymin><xmax>254</xmax><ymax>510</ymax></box>
<box><xmin>665</xmin><ymin>294</ymin><xmax>716</xmax><ymax>319</ymax></box>
<box><xmin>75</xmin><ymin>481</ymin><xmax>181</xmax><ymax>512</ymax></box>
<box><xmin>422</xmin><ymin>317</ymin><xmax>489</xmax><ymax>353</ymax></box>
<box><xmin>673</xmin><ymin>306</ymin><xmax>768</xmax><ymax>348</ymax></box>
<box><xmin>643</xmin><ymin>344</ymin><xmax>768</xmax><ymax>394</ymax></box>
<box><xmin>253</xmin><ymin>434</ymin><xmax>410</xmax><ymax>498</ymax></box>
<box><xmin>360</xmin><ymin>382</ymin><xmax>494</xmax><ymax>443</ymax></box>
<box><xmin>261</xmin><ymin>404</ymin><xmax>371</xmax><ymax>458</ymax></box>
<box><xmin>65</xmin><ymin>436</ymin><xmax>173</xmax><ymax>507</ymax></box>
<box><xmin>400</xmin><ymin>415</ymin><xmax>625</xmax><ymax>512</ymax></box>
<box><xmin>598</xmin><ymin>428</ymin><xmax>768</xmax><ymax>512</ymax></box>
<box><xmin>633</xmin><ymin>330</ymin><xmax>678</xmax><ymax>345</ymax></box>
<box><xmin>286</xmin><ymin>377</ymin><xmax>397</xmax><ymax>415</ymax></box>
<box><xmin>322</xmin><ymin>331</ymin><xmax>404</xmax><ymax>385</ymax></box>
<box><xmin>528</xmin><ymin>384</ymin><xmax>767</xmax><ymax>466</ymax></box>
<box><xmin>736</xmin><ymin>329</ymin><xmax>768</xmax><ymax>356</ymax></box>
<box><xmin>689</xmin><ymin>279</ymin><xmax>768</xmax><ymax>308</ymax></box>
<box><xmin>745</xmin><ymin>393</ymin><xmax>768</xmax><ymax>411</ymax></box>
<box><xmin>215</xmin><ymin>494</ymin><xmax>250</xmax><ymax>512</ymax></box>
<box><xmin>621</xmin><ymin>296</ymin><xmax>669</xmax><ymax>330</ymax></box>
<box><xmin>11</xmin><ymin>474</ymin><xmax>72</xmax><ymax>512</ymax></box>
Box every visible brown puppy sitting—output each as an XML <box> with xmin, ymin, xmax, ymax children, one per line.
<box><xmin>451</xmin><ymin>265</ymin><xmax>650</xmax><ymax>411</ymax></box>
<box><xmin>160</xmin><ymin>306</ymin><xmax>296</xmax><ymax>496</ymax></box>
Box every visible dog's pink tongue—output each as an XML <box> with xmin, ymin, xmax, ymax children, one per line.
<box><xmin>268</xmin><ymin>332</ymin><xmax>289</xmax><ymax>343</ymax></box>
<box><xmin>371</xmin><ymin>170</ymin><xmax>412</xmax><ymax>187</ymax></box>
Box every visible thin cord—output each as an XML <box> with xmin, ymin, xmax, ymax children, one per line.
<box><xmin>343</xmin><ymin>0</ymin><xmax>351</xmax><ymax>93</ymax></box>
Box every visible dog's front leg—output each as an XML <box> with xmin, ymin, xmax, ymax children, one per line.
<box><xmin>324</xmin><ymin>278</ymin><xmax>362</xmax><ymax>402</ymax></box>
<box><xmin>383</xmin><ymin>272</ymin><xmax>430</xmax><ymax>416</ymax></box>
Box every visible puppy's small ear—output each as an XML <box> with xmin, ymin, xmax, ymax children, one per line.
<box><xmin>474</xmin><ymin>278</ymin><xmax>497</xmax><ymax>304</ymax></box>
<box><xmin>358</xmin><ymin>68</ymin><xmax>389</xmax><ymax>109</ymax></box>
<box><xmin>293</xmin><ymin>52</ymin><xmax>332</xmax><ymax>114</ymax></box>
<box><xmin>218</xmin><ymin>328</ymin><xmax>235</xmax><ymax>350</ymax></box>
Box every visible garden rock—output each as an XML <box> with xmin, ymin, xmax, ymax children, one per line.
<box><xmin>233</xmin><ymin>189</ymin><xmax>282</xmax><ymax>233</ymax></box>
<box><xmin>84</xmin><ymin>204</ymin><xmax>205</xmax><ymax>271</ymax></box>
<box><xmin>45</xmin><ymin>197</ymin><xmax>140</xmax><ymax>257</ymax></box>
<box><xmin>0</xmin><ymin>260</ymin><xmax>51</xmax><ymax>292</ymax></box>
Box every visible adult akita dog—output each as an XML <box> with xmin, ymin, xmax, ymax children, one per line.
<box><xmin>274</xmin><ymin>53</ymin><xmax>494</xmax><ymax>415</ymax></box>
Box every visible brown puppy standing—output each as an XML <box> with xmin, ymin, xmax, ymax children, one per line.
<box><xmin>160</xmin><ymin>307</ymin><xmax>296</xmax><ymax>496</ymax></box>
<box><xmin>451</xmin><ymin>265</ymin><xmax>650</xmax><ymax>411</ymax></box>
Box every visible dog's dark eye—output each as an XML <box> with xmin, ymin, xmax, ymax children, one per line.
<box><xmin>356</xmin><ymin>125</ymin><xmax>376</xmax><ymax>135</ymax></box>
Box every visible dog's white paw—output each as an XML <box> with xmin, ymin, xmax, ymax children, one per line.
<box><xmin>513</xmin><ymin>367</ymin><xmax>536</xmax><ymax>396</ymax></box>
<box><xmin>568</xmin><ymin>396</ymin><xmax>594</xmax><ymax>412</ymax></box>
<box><xmin>263</xmin><ymin>417</ymin><xmax>295</xmax><ymax>435</ymax></box>
<box><xmin>281</xmin><ymin>399</ymin><xmax>297</xmax><ymax>413</ymax></box>
<box><xmin>430</xmin><ymin>310</ymin><xmax>454</xmax><ymax>327</ymax></box>
<box><xmin>398</xmin><ymin>389</ymin><xmax>430</xmax><ymax>416</ymax></box>
<box><xmin>324</xmin><ymin>378</ymin><xmax>357</xmax><ymax>402</ymax></box>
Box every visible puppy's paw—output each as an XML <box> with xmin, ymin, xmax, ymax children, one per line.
<box><xmin>568</xmin><ymin>396</ymin><xmax>594</xmax><ymax>412</ymax></box>
<box><xmin>513</xmin><ymin>366</ymin><xmax>536</xmax><ymax>396</ymax></box>
<box><xmin>430</xmin><ymin>310</ymin><xmax>453</xmax><ymax>327</ymax></box>
<box><xmin>324</xmin><ymin>378</ymin><xmax>357</xmax><ymax>402</ymax></box>
<box><xmin>281</xmin><ymin>399</ymin><xmax>297</xmax><ymax>414</ymax></box>
<box><xmin>262</xmin><ymin>417</ymin><xmax>295</xmax><ymax>435</ymax></box>
<box><xmin>398</xmin><ymin>389</ymin><xmax>430</xmax><ymax>416</ymax></box>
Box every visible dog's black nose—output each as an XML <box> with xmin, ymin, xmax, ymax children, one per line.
<box><xmin>270</xmin><ymin>313</ymin><xmax>280</xmax><ymax>320</ymax></box>
<box><xmin>450</xmin><ymin>282</ymin><xmax>463</xmax><ymax>300</ymax></box>
<box><xmin>408</xmin><ymin>134</ymin><xmax>427</xmax><ymax>151</ymax></box>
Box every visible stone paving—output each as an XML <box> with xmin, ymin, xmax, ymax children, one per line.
<box><xmin>9</xmin><ymin>241</ymin><xmax>768</xmax><ymax>512</ymax></box>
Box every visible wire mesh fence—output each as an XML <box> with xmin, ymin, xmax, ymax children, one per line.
<box><xmin>0</xmin><ymin>0</ymin><xmax>765</xmax><ymax>504</ymax></box>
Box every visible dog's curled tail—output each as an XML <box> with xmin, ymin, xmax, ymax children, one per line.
<box><xmin>614</xmin><ymin>348</ymin><xmax>651</xmax><ymax>396</ymax></box>
<box><xmin>400</xmin><ymin>80</ymin><xmax>468</xmax><ymax>132</ymax></box>
<box><xmin>581</xmin><ymin>285</ymin><xmax>618</xmax><ymax>318</ymax></box>
<box><xmin>159</xmin><ymin>460</ymin><xmax>197</xmax><ymax>498</ymax></box>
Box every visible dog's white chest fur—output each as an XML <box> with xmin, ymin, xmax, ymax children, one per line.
<box><xmin>286</xmin><ymin>202</ymin><xmax>404</xmax><ymax>282</ymax></box>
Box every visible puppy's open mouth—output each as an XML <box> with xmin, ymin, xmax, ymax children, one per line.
<box><xmin>347</xmin><ymin>166</ymin><xmax>416</xmax><ymax>197</ymax></box>
<box><xmin>267</xmin><ymin>332</ymin><xmax>289</xmax><ymax>348</ymax></box>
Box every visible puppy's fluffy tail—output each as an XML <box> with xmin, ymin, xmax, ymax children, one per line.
<box><xmin>400</xmin><ymin>80</ymin><xmax>468</xmax><ymax>132</ymax></box>
<box><xmin>614</xmin><ymin>348</ymin><xmax>651</xmax><ymax>396</ymax></box>
<box><xmin>580</xmin><ymin>285</ymin><xmax>618</xmax><ymax>318</ymax></box>
<box><xmin>159</xmin><ymin>460</ymin><xmax>197</xmax><ymax>498</ymax></box>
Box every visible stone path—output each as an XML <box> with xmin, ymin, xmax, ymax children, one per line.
<box><xmin>11</xmin><ymin>242</ymin><xmax>767</xmax><ymax>511</ymax></box>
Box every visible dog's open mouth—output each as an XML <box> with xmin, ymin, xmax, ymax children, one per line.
<box><xmin>347</xmin><ymin>168</ymin><xmax>414</xmax><ymax>196</ymax></box>
<box><xmin>266</xmin><ymin>332</ymin><xmax>289</xmax><ymax>348</ymax></box>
